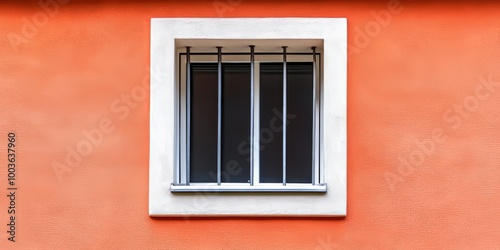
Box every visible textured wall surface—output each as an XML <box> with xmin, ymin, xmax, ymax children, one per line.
<box><xmin>1</xmin><ymin>0</ymin><xmax>499</xmax><ymax>249</ymax></box>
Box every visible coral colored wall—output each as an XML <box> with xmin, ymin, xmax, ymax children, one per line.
<box><xmin>1</xmin><ymin>0</ymin><xmax>500</xmax><ymax>249</ymax></box>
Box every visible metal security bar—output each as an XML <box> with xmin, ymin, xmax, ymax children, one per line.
<box><xmin>217</xmin><ymin>47</ymin><xmax>222</xmax><ymax>185</ymax></box>
<box><xmin>249</xmin><ymin>45</ymin><xmax>255</xmax><ymax>186</ymax></box>
<box><xmin>177</xmin><ymin>45</ymin><xmax>325</xmax><ymax>192</ymax></box>
<box><xmin>186</xmin><ymin>46</ymin><xmax>191</xmax><ymax>185</ymax></box>
<box><xmin>282</xmin><ymin>46</ymin><xmax>287</xmax><ymax>186</ymax></box>
<box><xmin>312</xmin><ymin>46</ymin><xmax>317</xmax><ymax>185</ymax></box>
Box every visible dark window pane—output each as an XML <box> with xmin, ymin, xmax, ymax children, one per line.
<box><xmin>259</xmin><ymin>63</ymin><xmax>314</xmax><ymax>183</ymax></box>
<box><xmin>190</xmin><ymin>64</ymin><xmax>218</xmax><ymax>182</ymax></box>
<box><xmin>259</xmin><ymin>63</ymin><xmax>284</xmax><ymax>183</ymax></box>
<box><xmin>190</xmin><ymin>63</ymin><xmax>251</xmax><ymax>183</ymax></box>
<box><xmin>222</xmin><ymin>64</ymin><xmax>251</xmax><ymax>183</ymax></box>
<box><xmin>286</xmin><ymin>63</ymin><xmax>313</xmax><ymax>183</ymax></box>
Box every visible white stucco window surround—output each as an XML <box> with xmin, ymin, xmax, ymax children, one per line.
<box><xmin>150</xmin><ymin>18</ymin><xmax>347</xmax><ymax>216</ymax></box>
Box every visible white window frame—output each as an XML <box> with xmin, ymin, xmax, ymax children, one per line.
<box><xmin>150</xmin><ymin>18</ymin><xmax>347</xmax><ymax>216</ymax></box>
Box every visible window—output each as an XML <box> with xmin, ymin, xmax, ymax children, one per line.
<box><xmin>173</xmin><ymin>45</ymin><xmax>324</xmax><ymax>192</ymax></box>
<box><xmin>150</xmin><ymin>18</ymin><xmax>347</xmax><ymax>216</ymax></box>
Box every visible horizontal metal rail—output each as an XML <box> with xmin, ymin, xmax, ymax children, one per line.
<box><xmin>180</xmin><ymin>52</ymin><xmax>321</xmax><ymax>56</ymax></box>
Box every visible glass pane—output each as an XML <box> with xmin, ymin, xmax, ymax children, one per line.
<box><xmin>222</xmin><ymin>64</ymin><xmax>251</xmax><ymax>183</ymax></box>
<box><xmin>286</xmin><ymin>63</ymin><xmax>313</xmax><ymax>183</ymax></box>
<box><xmin>259</xmin><ymin>63</ymin><xmax>284</xmax><ymax>183</ymax></box>
<box><xmin>190</xmin><ymin>64</ymin><xmax>218</xmax><ymax>182</ymax></box>
<box><xmin>190</xmin><ymin>63</ymin><xmax>251</xmax><ymax>183</ymax></box>
<box><xmin>259</xmin><ymin>62</ymin><xmax>314</xmax><ymax>183</ymax></box>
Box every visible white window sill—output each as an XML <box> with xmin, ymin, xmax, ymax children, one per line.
<box><xmin>170</xmin><ymin>183</ymin><xmax>327</xmax><ymax>193</ymax></box>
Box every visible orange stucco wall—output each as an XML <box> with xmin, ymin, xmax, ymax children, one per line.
<box><xmin>1</xmin><ymin>0</ymin><xmax>500</xmax><ymax>249</ymax></box>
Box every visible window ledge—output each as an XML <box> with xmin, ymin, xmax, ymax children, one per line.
<box><xmin>170</xmin><ymin>184</ymin><xmax>327</xmax><ymax>193</ymax></box>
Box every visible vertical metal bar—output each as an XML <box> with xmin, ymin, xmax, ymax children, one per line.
<box><xmin>217</xmin><ymin>47</ymin><xmax>222</xmax><ymax>185</ymax></box>
<box><xmin>312</xmin><ymin>47</ymin><xmax>317</xmax><ymax>185</ymax></box>
<box><xmin>186</xmin><ymin>47</ymin><xmax>191</xmax><ymax>185</ymax></box>
<box><xmin>249</xmin><ymin>45</ymin><xmax>255</xmax><ymax>186</ymax></box>
<box><xmin>176</xmin><ymin>52</ymin><xmax>181</xmax><ymax>184</ymax></box>
<box><xmin>282</xmin><ymin>46</ymin><xmax>287</xmax><ymax>186</ymax></box>
<box><xmin>319</xmin><ymin>53</ymin><xmax>323</xmax><ymax>184</ymax></box>
<box><xmin>253</xmin><ymin>63</ymin><xmax>261</xmax><ymax>185</ymax></box>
